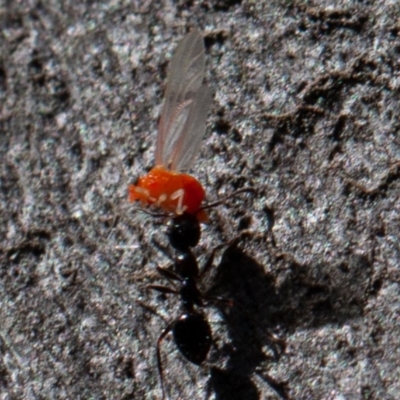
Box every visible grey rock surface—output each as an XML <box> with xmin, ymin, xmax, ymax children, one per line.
<box><xmin>1</xmin><ymin>1</ymin><xmax>399</xmax><ymax>399</ymax></box>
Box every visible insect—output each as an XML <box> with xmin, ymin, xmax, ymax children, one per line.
<box><xmin>147</xmin><ymin>211</ymin><xmax>223</xmax><ymax>400</ymax></box>
<box><xmin>148</xmin><ymin>211</ymin><xmax>285</xmax><ymax>400</ymax></box>
<box><xmin>129</xmin><ymin>29</ymin><xmax>211</xmax><ymax>222</ymax></box>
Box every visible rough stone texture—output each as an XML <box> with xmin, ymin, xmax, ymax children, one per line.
<box><xmin>1</xmin><ymin>1</ymin><xmax>399</xmax><ymax>399</ymax></box>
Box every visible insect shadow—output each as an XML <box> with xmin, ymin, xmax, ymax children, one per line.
<box><xmin>204</xmin><ymin>239</ymin><xmax>373</xmax><ymax>400</ymax></box>
<box><xmin>203</xmin><ymin>241</ymin><xmax>290</xmax><ymax>400</ymax></box>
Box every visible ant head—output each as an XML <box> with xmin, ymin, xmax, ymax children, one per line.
<box><xmin>167</xmin><ymin>213</ymin><xmax>201</xmax><ymax>251</ymax></box>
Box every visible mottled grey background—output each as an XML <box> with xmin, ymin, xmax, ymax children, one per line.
<box><xmin>1</xmin><ymin>1</ymin><xmax>399</xmax><ymax>399</ymax></box>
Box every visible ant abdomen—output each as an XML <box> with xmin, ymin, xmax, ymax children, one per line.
<box><xmin>173</xmin><ymin>312</ymin><xmax>212</xmax><ymax>365</ymax></box>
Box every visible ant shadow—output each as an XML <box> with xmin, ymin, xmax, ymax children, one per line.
<box><xmin>204</xmin><ymin>243</ymin><xmax>288</xmax><ymax>400</ymax></box>
<box><xmin>204</xmin><ymin>240</ymin><xmax>371</xmax><ymax>400</ymax></box>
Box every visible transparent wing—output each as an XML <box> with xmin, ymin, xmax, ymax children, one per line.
<box><xmin>156</xmin><ymin>29</ymin><xmax>211</xmax><ymax>171</ymax></box>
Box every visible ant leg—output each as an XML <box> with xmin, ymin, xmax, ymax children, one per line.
<box><xmin>147</xmin><ymin>285</ymin><xmax>179</xmax><ymax>295</ymax></box>
<box><xmin>200</xmin><ymin>235</ymin><xmax>246</xmax><ymax>280</ymax></box>
<box><xmin>200</xmin><ymin>248</ymin><xmax>216</xmax><ymax>279</ymax></box>
<box><xmin>129</xmin><ymin>207</ymin><xmax>169</xmax><ymax>218</ymax></box>
<box><xmin>134</xmin><ymin>299</ymin><xmax>169</xmax><ymax>324</ymax></box>
<box><xmin>200</xmin><ymin>243</ymin><xmax>225</xmax><ymax>278</ymax></box>
<box><xmin>152</xmin><ymin>237</ymin><xmax>174</xmax><ymax>263</ymax></box>
<box><xmin>157</xmin><ymin>321</ymin><xmax>175</xmax><ymax>400</ymax></box>
<box><xmin>156</xmin><ymin>266</ymin><xmax>182</xmax><ymax>282</ymax></box>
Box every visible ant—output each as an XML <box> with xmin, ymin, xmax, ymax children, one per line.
<box><xmin>146</xmin><ymin>211</ymin><xmax>224</xmax><ymax>400</ymax></box>
<box><xmin>142</xmin><ymin>191</ymin><xmax>284</xmax><ymax>400</ymax></box>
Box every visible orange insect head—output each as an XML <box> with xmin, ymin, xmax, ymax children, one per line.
<box><xmin>129</xmin><ymin>166</ymin><xmax>208</xmax><ymax>221</ymax></box>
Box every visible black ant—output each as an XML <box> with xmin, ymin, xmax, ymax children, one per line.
<box><xmin>136</xmin><ymin>188</ymin><xmax>261</xmax><ymax>398</ymax></box>
<box><xmin>147</xmin><ymin>211</ymin><xmax>223</xmax><ymax>400</ymax></box>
